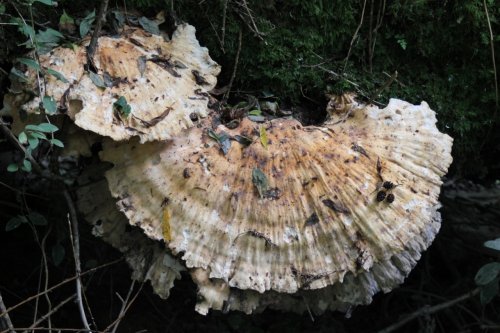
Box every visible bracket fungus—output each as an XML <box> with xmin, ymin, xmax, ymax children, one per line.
<box><xmin>99</xmin><ymin>97</ymin><xmax>453</xmax><ymax>314</ymax></box>
<box><xmin>10</xmin><ymin>24</ymin><xmax>220</xmax><ymax>142</ymax></box>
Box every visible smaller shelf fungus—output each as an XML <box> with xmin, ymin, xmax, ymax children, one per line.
<box><xmin>5</xmin><ymin>23</ymin><xmax>220</xmax><ymax>143</ymax></box>
<box><xmin>99</xmin><ymin>97</ymin><xmax>453</xmax><ymax>314</ymax></box>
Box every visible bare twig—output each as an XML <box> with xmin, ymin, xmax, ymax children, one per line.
<box><xmin>201</xmin><ymin>7</ymin><xmax>225</xmax><ymax>53</ymax></box>
<box><xmin>239</xmin><ymin>0</ymin><xmax>263</xmax><ymax>40</ymax></box>
<box><xmin>377</xmin><ymin>288</ymin><xmax>480</xmax><ymax>333</ymax></box>
<box><xmin>31</xmin><ymin>225</ymin><xmax>53</xmax><ymax>333</ymax></box>
<box><xmin>64</xmin><ymin>191</ymin><xmax>91</xmax><ymax>331</ymax></box>
<box><xmin>221</xmin><ymin>0</ymin><xmax>229</xmax><ymax>51</ymax></box>
<box><xmin>343</xmin><ymin>0</ymin><xmax>368</xmax><ymax>74</ymax></box>
<box><xmin>87</xmin><ymin>0</ymin><xmax>110</xmax><ymax>67</ymax></box>
<box><xmin>0</xmin><ymin>292</ymin><xmax>15</xmax><ymax>333</ymax></box>
<box><xmin>0</xmin><ymin>258</ymin><xmax>122</xmax><ymax>319</ymax></box>
<box><xmin>383</xmin><ymin>71</ymin><xmax>405</xmax><ymax>87</ymax></box>
<box><xmin>483</xmin><ymin>0</ymin><xmax>498</xmax><ymax>108</ymax></box>
<box><xmin>110</xmin><ymin>280</ymin><xmax>136</xmax><ymax>333</ymax></box>
<box><xmin>23</xmin><ymin>294</ymin><xmax>77</xmax><ymax>333</ymax></box>
<box><xmin>367</xmin><ymin>0</ymin><xmax>374</xmax><ymax>72</ymax></box>
<box><xmin>103</xmin><ymin>282</ymin><xmax>144</xmax><ymax>333</ymax></box>
<box><xmin>370</xmin><ymin>70</ymin><xmax>397</xmax><ymax>102</ymax></box>
<box><xmin>223</xmin><ymin>29</ymin><xmax>243</xmax><ymax>101</ymax></box>
<box><xmin>370</xmin><ymin>0</ymin><xmax>386</xmax><ymax>64</ymax></box>
<box><xmin>3</xmin><ymin>328</ymin><xmax>99</xmax><ymax>333</ymax></box>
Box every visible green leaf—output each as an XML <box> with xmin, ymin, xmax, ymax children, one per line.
<box><xmin>259</xmin><ymin>126</ymin><xmax>268</xmax><ymax>149</ymax></box>
<box><xmin>29</xmin><ymin>131</ymin><xmax>47</xmax><ymax>140</ymax></box>
<box><xmin>28</xmin><ymin>212</ymin><xmax>48</xmax><ymax>226</ymax></box>
<box><xmin>42</xmin><ymin>96</ymin><xmax>57</xmax><ymax>114</ymax></box>
<box><xmin>34</xmin><ymin>0</ymin><xmax>55</xmax><ymax>6</ymax></box>
<box><xmin>17</xmin><ymin>57</ymin><xmax>41</xmax><ymax>71</ymax></box>
<box><xmin>113</xmin><ymin>96</ymin><xmax>132</xmax><ymax>117</ymax></box>
<box><xmin>27</xmin><ymin>135</ymin><xmax>39</xmax><ymax>150</ymax></box>
<box><xmin>249</xmin><ymin>109</ymin><xmax>262</xmax><ymax>116</ymax></box>
<box><xmin>88</xmin><ymin>71</ymin><xmax>106</xmax><ymax>88</ymax></box>
<box><xmin>52</xmin><ymin>243</ymin><xmax>65</xmax><ymax>266</ymax></box>
<box><xmin>7</xmin><ymin>164</ymin><xmax>19</xmax><ymax>172</ymax></box>
<box><xmin>111</xmin><ymin>10</ymin><xmax>125</xmax><ymax>27</ymax></box>
<box><xmin>50</xmin><ymin>138</ymin><xmax>64</xmax><ymax>147</ymax></box>
<box><xmin>485</xmin><ymin>238</ymin><xmax>500</xmax><ymax>251</ymax></box>
<box><xmin>475</xmin><ymin>262</ymin><xmax>500</xmax><ymax>286</ymax></box>
<box><xmin>207</xmin><ymin>129</ymin><xmax>221</xmax><ymax>142</ymax></box>
<box><xmin>36</xmin><ymin>28</ymin><xmax>64</xmax><ymax>53</ymax></box>
<box><xmin>18</xmin><ymin>131</ymin><xmax>28</xmax><ymax>144</ymax></box>
<box><xmin>36</xmin><ymin>123</ymin><xmax>59</xmax><ymax>133</ymax></box>
<box><xmin>46</xmin><ymin>68</ymin><xmax>69</xmax><ymax>83</ymax></box>
<box><xmin>59</xmin><ymin>10</ymin><xmax>75</xmax><ymax>25</ymax></box>
<box><xmin>233</xmin><ymin>135</ymin><xmax>253</xmax><ymax>147</ymax></box>
<box><xmin>80</xmin><ymin>10</ymin><xmax>96</xmax><ymax>38</ymax></box>
<box><xmin>22</xmin><ymin>159</ymin><xmax>32</xmax><ymax>172</ymax></box>
<box><xmin>25</xmin><ymin>124</ymin><xmax>43</xmax><ymax>132</ymax></box>
<box><xmin>9</xmin><ymin>68</ymin><xmax>29</xmax><ymax>83</ymax></box>
<box><xmin>480</xmin><ymin>279</ymin><xmax>499</xmax><ymax>305</ymax></box>
<box><xmin>252</xmin><ymin>168</ymin><xmax>268</xmax><ymax>199</ymax></box>
<box><xmin>0</xmin><ymin>3</ymin><xmax>5</xmax><ymax>14</ymax></box>
<box><xmin>11</xmin><ymin>18</ymin><xmax>36</xmax><ymax>40</ymax></box>
<box><xmin>138</xmin><ymin>16</ymin><xmax>160</xmax><ymax>35</ymax></box>
<box><xmin>6</xmin><ymin>216</ymin><xmax>24</xmax><ymax>231</ymax></box>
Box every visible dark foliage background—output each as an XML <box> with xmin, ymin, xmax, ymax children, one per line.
<box><xmin>0</xmin><ymin>0</ymin><xmax>499</xmax><ymax>332</ymax></box>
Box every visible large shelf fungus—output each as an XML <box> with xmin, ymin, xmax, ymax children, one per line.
<box><xmin>100</xmin><ymin>97</ymin><xmax>453</xmax><ymax>313</ymax></box>
<box><xmin>9</xmin><ymin>24</ymin><xmax>220</xmax><ymax>142</ymax></box>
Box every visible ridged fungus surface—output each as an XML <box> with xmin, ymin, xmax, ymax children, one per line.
<box><xmin>100</xmin><ymin>98</ymin><xmax>453</xmax><ymax>313</ymax></box>
<box><xmin>17</xmin><ymin>24</ymin><xmax>220</xmax><ymax>142</ymax></box>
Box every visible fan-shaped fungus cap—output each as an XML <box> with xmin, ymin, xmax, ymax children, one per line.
<box><xmin>19</xmin><ymin>24</ymin><xmax>220</xmax><ymax>142</ymax></box>
<box><xmin>100</xmin><ymin>97</ymin><xmax>452</xmax><ymax>313</ymax></box>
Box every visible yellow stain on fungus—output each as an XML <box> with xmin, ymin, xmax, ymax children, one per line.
<box><xmin>162</xmin><ymin>209</ymin><xmax>172</xmax><ymax>242</ymax></box>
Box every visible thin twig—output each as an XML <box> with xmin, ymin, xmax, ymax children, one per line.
<box><xmin>64</xmin><ymin>191</ymin><xmax>90</xmax><ymax>331</ymax></box>
<box><xmin>343</xmin><ymin>0</ymin><xmax>368</xmax><ymax>74</ymax></box>
<box><xmin>377</xmin><ymin>288</ymin><xmax>480</xmax><ymax>333</ymax></box>
<box><xmin>0</xmin><ymin>292</ymin><xmax>15</xmax><ymax>333</ymax></box>
<box><xmin>103</xmin><ymin>283</ymin><xmax>144</xmax><ymax>333</ymax></box>
<box><xmin>0</xmin><ymin>259</ymin><xmax>122</xmax><ymax>321</ymax></box>
<box><xmin>23</xmin><ymin>294</ymin><xmax>77</xmax><ymax>333</ymax></box>
<box><xmin>370</xmin><ymin>0</ymin><xmax>386</xmax><ymax>62</ymax></box>
<box><xmin>370</xmin><ymin>70</ymin><xmax>397</xmax><ymax>102</ymax></box>
<box><xmin>483</xmin><ymin>0</ymin><xmax>498</xmax><ymax>108</ymax></box>
<box><xmin>223</xmin><ymin>29</ymin><xmax>243</xmax><ymax>101</ymax></box>
<box><xmin>367</xmin><ymin>0</ymin><xmax>374</xmax><ymax>72</ymax></box>
<box><xmin>87</xmin><ymin>0</ymin><xmax>110</xmax><ymax>67</ymax></box>
<box><xmin>3</xmin><ymin>328</ymin><xmax>99</xmax><ymax>333</ymax></box>
<box><xmin>221</xmin><ymin>0</ymin><xmax>229</xmax><ymax>51</ymax></box>
<box><xmin>31</xmin><ymin>224</ymin><xmax>53</xmax><ymax>333</ymax></box>
<box><xmin>110</xmin><ymin>280</ymin><xmax>136</xmax><ymax>333</ymax></box>
<box><xmin>239</xmin><ymin>0</ymin><xmax>263</xmax><ymax>40</ymax></box>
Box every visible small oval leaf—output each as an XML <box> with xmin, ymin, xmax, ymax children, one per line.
<box><xmin>50</xmin><ymin>138</ymin><xmax>64</xmax><ymax>147</ymax></box>
<box><xmin>7</xmin><ymin>163</ymin><xmax>19</xmax><ymax>172</ymax></box>
<box><xmin>42</xmin><ymin>96</ymin><xmax>57</xmax><ymax>114</ymax></box>
<box><xmin>260</xmin><ymin>126</ymin><xmax>268</xmax><ymax>149</ymax></box>
<box><xmin>37</xmin><ymin>123</ymin><xmax>59</xmax><ymax>133</ymax></box>
<box><xmin>22</xmin><ymin>159</ymin><xmax>32</xmax><ymax>172</ymax></box>
<box><xmin>480</xmin><ymin>279</ymin><xmax>499</xmax><ymax>305</ymax></box>
<box><xmin>17</xmin><ymin>57</ymin><xmax>41</xmax><ymax>71</ymax></box>
<box><xmin>485</xmin><ymin>239</ymin><xmax>500</xmax><ymax>252</ymax></box>
<box><xmin>5</xmin><ymin>216</ymin><xmax>24</xmax><ymax>231</ymax></box>
<box><xmin>51</xmin><ymin>243</ymin><xmax>65</xmax><ymax>266</ymax></box>
<box><xmin>475</xmin><ymin>262</ymin><xmax>500</xmax><ymax>286</ymax></box>
<box><xmin>18</xmin><ymin>131</ymin><xmax>28</xmax><ymax>144</ymax></box>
